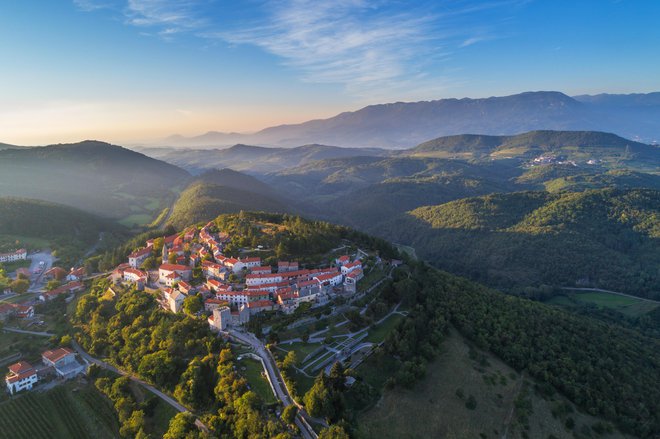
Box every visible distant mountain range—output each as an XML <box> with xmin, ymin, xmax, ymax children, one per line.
<box><xmin>158</xmin><ymin>91</ymin><xmax>660</xmax><ymax>148</ymax></box>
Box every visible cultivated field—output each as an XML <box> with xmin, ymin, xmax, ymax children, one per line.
<box><xmin>547</xmin><ymin>291</ymin><xmax>658</xmax><ymax>317</ymax></box>
<box><xmin>0</xmin><ymin>382</ymin><xmax>119</xmax><ymax>439</ymax></box>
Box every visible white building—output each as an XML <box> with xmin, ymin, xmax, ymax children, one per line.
<box><xmin>245</xmin><ymin>273</ymin><xmax>283</xmax><ymax>286</ymax></box>
<box><xmin>5</xmin><ymin>361</ymin><xmax>38</xmax><ymax>395</ymax></box>
<box><xmin>341</xmin><ymin>260</ymin><xmax>362</xmax><ymax>275</ymax></box>
<box><xmin>128</xmin><ymin>247</ymin><xmax>152</xmax><ymax>269</ymax></box>
<box><xmin>0</xmin><ymin>249</ymin><xmax>27</xmax><ymax>263</ymax></box>
<box><xmin>158</xmin><ymin>264</ymin><xmax>192</xmax><ymax>285</ymax></box>
<box><xmin>42</xmin><ymin>348</ymin><xmax>85</xmax><ymax>379</ymax></box>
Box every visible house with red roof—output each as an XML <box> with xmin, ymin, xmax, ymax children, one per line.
<box><xmin>340</xmin><ymin>260</ymin><xmax>362</xmax><ymax>275</ymax></box>
<box><xmin>277</xmin><ymin>261</ymin><xmax>299</xmax><ymax>273</ymax></box>
<box><xmin>42</xmin><ymin>348</ymin><xmax>85</xmax><ymax>379</ymax></box>
<box><xmin>343</xmin><ymin>269</ymin><xmax>364</xmax><ymax>294</ymax></box>
<box><xmin>240</xmin><ymin>257</ymin><xmax>261</xmax><ymax>268</ymax></box>
<box><xmin>314</xmin><ymin>272</ymin><xmax>344</xmax><ymax>287</ymax></box>
<box><xmin>66</xmin><ymin>267</ymin><xmax>86</xmax><ymax>282</ymax></box>
<box><xmin>245</xmin><ymin>273</ymin><xmax>283</xmax><ymax>286</ymax></box>
<box><xmin>39</xmin><ymin>281</ymin><xmax>84</xmax><ymax>301</ymax></box>
<box><xmin>250</xmin><ymin>266</ymin><xmax>272</xmax><ymax>275</ymax></box>
<box><xmin>246</xmin><ymin>299</ymin><xmax>275</xmax><ymax>315</ymax></box>
<box><xmin>158</xmin><ymin>263</ymin><xmax>191</xmax><ymax>285</ymax></box>
<box><xmin>5</xmin><ymin>361</ymin><xmax>38</xmax><ymax>394</ymax></box>
<box><xmin>43</xmin><ymin>266</ymin><xmax>67</xmax><ymax>281</ymax></box>
<box><xmin>128</xmin><ymin>247</ymin><xmax>152</xmax><ymax>269</ymax></box>
<box><xmin>335</xmin><ymin>255</ymin><xmax>350</xmax><ymax>266</ymax></box>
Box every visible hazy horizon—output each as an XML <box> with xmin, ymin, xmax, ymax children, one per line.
<box><xmin>2</xmin><ymin>1</ymin><xmax>660</xmax><ymax>145</ymax></box>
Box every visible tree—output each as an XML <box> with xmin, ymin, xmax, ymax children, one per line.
<box><xmin>318</xmin><ymin>425</ymin><xmax>350</xmax><ymax>439</ymax></box>
<box><xmin>9</xmin><ymin>278</ymin><xmax>29</xmax><ymax>294</ymax></box>
<box><xmin>119</xmin><ymin>410</ymin><xmax>145</xmax><ymax>438</ymax></box>
<box><xmin>46</xmin><ymin>279</ymin><xmax>62</xmax><ymax>291</ymax></box>
<box><xmin>168</xmin><ymin>253</ymin><xmax>177</xmax><ymax>264</ymax></box>
<box><xmin>282</xmin><ymin>350</ymin><xmax>298</xmax><ymax>373</ymax></box>
<box><xmin>163</xmin><ymin>412</ymin><xmax>206</xmax><ymax>439</ymax></box>
<box><xmin>182</xmin><ymin>295</ymin><xmax>203</xmax><ymax>316</ymax></box>
<box><xmin>281</xmin><ymin>405</ymin><xmax>298</xmax><ymax>425</ymax></box>
<box><xmin>60</xmin><ymin>335</ymin><xmax>72</xmax><ymax>347</ymax></box>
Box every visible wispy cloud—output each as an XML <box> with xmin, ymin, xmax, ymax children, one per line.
<box><xmin>75</xmin><ymin>0</ymin><xmax>523</xmax><ymax>99</ymax></box>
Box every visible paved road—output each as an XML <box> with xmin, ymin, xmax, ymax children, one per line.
<box><xmin>560</xmin><ymin>287</ymin><xmax>660</xmax><ymax>304</ymax></box>
<box><xmin>227</xmin><ymin>329</ymin><xmax>318</xmax><ymax>439</ymax></box>
<box><xmin>71</xmin><ymin>339</ymin><xmax>208</xmax><ymax>433</ymax></box>
<box><xmin>27</xmin><ymin>251</ymin><xmax>55</xmax><ymax>292</ymax></box>
<box><xmin>2</xmin><ymin>327</ymin><xmax>55</xmax><ymax>337</ymax></box>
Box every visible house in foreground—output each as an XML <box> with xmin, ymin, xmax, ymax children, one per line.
<box><xmin>42</xmin><ymin>348</ymin><xmax>85</xmax><ymax>379</ymax></box>
<box><xmin>5</xmin><ymin>361</ymin><xmax>38</xmax><ymax>395</ymax></box>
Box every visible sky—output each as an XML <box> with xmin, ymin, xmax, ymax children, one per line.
<box><xmin>1</xmin><ymin>0</ymin><xmax>659</xmax><ymax>145</ymax></box>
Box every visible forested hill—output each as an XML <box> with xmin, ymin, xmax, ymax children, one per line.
<box><xmin>0</xmin><ymin>197</ymin><xmax>126</xmax><ymax>265</ymax></box>
<box><xmin>386</xmin><ymin>188</ymin><xmax>660</xmax><ymax>298</ymax></box>
<box><xmin>0</xmin><ymin>140</ymin><xmax>190</xmax><ymax>220</ymax></box>
<box><xmin>407</xmin><ymin>130</ymin><xmax>658</xmax><ymax>170</ymax></box>
<box><xmin>166</xmin><ymin>181</ymin><xmax>291</xmax><ymax>229</ymax></box>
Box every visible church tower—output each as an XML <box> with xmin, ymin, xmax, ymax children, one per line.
<box><xmin>162</xmin><ymin>242</ymin><xmax>168</xmax><ymax>264</ymax></box>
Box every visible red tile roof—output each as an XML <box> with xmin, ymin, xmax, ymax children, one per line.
<box><xmin>159</xmin><ymin>263</ymin><xmax>190</xmax><ymax>272</ymax></box>
<box><xmin>42</xmin><ymin>347</ymin><xmax>74</xmax><ymax>363</ymax></box>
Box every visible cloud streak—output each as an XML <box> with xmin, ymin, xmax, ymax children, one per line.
<box><xmin>75</xmin><ymin>0</ymin><xmax>522</xmax><ymax>99</ymax></box>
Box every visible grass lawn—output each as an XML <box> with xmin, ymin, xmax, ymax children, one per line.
<box><xmin>0</xmin><ymin>259</ymin><xmax>31</xmax><ymax>272</ymax></box>
<box><xmin>0</xmin><ymin>381</ymin><xmax>119</xmax><ymax>439</ymax></box>
<box><xmin>118</xmin><ymin>213</ymin><xmax>153</xmax><ymax>228</ymax></box>
<box><xmin>547</xmin><ymin>291</ymin><xmax>658</xmax><ymax>318</ymax></box>
<box><xmin>237</xmin><ymin>357</ymin><xmax>277</xmax><ymax>405</ymax></box>
<box><xmin>364</xmin><ymin>314</ymin><xmax>404</xmax><ymax>344</ymax></box>
<box><xmin>0</xmin><ymin>331</ymin><xmax>54</xmax><ymax>363</ymax></box>
<box><xmin>0</xmin><ymin>234</ymin><xmax>50</xmax><ymax>251</ymax></box>
<box><xmin>1</xmin><ymin>292</ymin><xmax>38</xmax><ymax>304</ymax></box>
<box><xmin>278</xmin><ymin>342</ymin><xmax>323</xmax><ymax>363</ymax></box>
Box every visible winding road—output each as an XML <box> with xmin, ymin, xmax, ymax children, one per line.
<box><xmin>70</xmin><ymin>339</ymin><xmax>208</xmax><ymax>433</ymax></box>
<box><xmin>226</xmin><ymin>329</ymin><xmax>319</xmax><ymax>439</ymax></box>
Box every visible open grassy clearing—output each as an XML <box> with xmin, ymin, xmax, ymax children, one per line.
<box><xmin>0</xmin><ymin>381</ymin><xmax>119</xmax><ymax>439</ymax></box>
<box><xmin>118</xmin><ymin>213</ymin><xmax>153</xmax><ymax>227</ymax></box>
<box><xmin>0</xmin><ymin>331</ymin><xmax>54</xmax><ymax>363</ymax></box>
<box><xmin>364</xmin><ymin>313</ymin><xmax>405</xmax><ymax>344</ymax></box>
<box><xmin>356</xmin><ymin>329</ymin><xmax>625</xmax><ymax>439</ymax></box>
<box><xmin>237</xmin><ymin>356</ymin><xmax>277</xmax><ymax>405</ymax></box>
<box><xmin>546</xmin><ymin>291</ymin><xmax>658</xmax><ymax>318</ymax></box>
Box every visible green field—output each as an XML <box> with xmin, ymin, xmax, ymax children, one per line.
<box><xmin>278</xmin><ymin>342</ymin><xmax>323</xmax><ymax>362</ymax></box>
<box><xmin>547</xmin><ymin>291</ymin><xmax>659</xmax><ymax>317</ymax></box>
<box><xmin>118</xmin><ymin>213</ymin><xmax>154</xmax><ymax>227</ymax></box>
<box><xmin>0</xmin><ymin>382</ymin><xmax>119</xmax><ymax>439</ymax></box>
<box><xmin>237</xmin><ymin>356</ymin><xmax>277</xmax><ymax>405</ymax></box>
<box><xmin>365</xmin><ymin>314</ymin><xmax>405</xmax><ymax>344</ymax></box>
<box><xmin>0</xmin><ymin>331</ymin><xmax>53</xmax><ymax>363</ymax></box>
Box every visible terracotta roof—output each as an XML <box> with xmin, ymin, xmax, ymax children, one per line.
<box><xmin>159</xmin><ymin>263</ymin><xmax>190</xmax><ymax>272</ymax></box>
<box><xmin>8</xmin><ymin>361</ymin><xmax>33</xmax><ymax>375</ymax></box>
<box><xmin>42</xmin><ymin>347</ymin><xmax>74</xmax><ymax>363</ymax></box>
<box><xmin>129</xmin><ymin>247</ymin><xmax>152</xmax><ymax>258</ymax></box>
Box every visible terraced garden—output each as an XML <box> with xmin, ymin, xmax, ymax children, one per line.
<box><xmin>0</xmin><ymin>382</ymin><xmax>119</xmax><ymax>439</ymax></box>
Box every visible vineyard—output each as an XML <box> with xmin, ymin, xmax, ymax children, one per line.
<box><xmin>0</xmin><ymin>383</ymin><xmax>119</xmax><ymax>439</ymax></box>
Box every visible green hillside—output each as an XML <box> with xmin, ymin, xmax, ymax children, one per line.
<box><xmin>0</xmin><ymin>197</ymin><xmax>126</xmax><ymax>265</ymax></box>
<box><xmin>409</xmin><ymin>130</ymin><xmax>659</xmax><ymax>171</ymax></box>
<box><xmin>166</xmin><ymin>181</ymin><xmax>290</xmax><ymax>228</ymax></box>
<box><xmin>0</xmin><ymin>141</ymin><xmax>189</xmax><ymax>221</ymax></box>
<box><xmin>396</xmin><ymin>188</ymin><xmax>659</xmax><ymax>298</ymax></box>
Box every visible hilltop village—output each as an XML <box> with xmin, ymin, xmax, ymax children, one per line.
<box><xmin>113</xmin><ymin>221</ymin><xmax>365</xmax><ymax>332</ymax></box>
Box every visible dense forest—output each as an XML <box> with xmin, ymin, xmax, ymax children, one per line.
<box><xmin>0</xmin><ymin>197</ymin><xmax>126</xmax><ymax>266</ymax></box>
<box><xmin>354</xmin><ymin>262</ymin><xmax>660</xmax><ymax>438</ymax></box>
<box><xmin>385</xmin><ymin>188</ymin><xmax>660</xmax><ymax>298</ymax></box>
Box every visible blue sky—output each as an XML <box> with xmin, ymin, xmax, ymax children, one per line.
<box><xmin>1</xmin><ymin>0</ymin><xmax>659</xmax><ymax>144</ymax></box>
